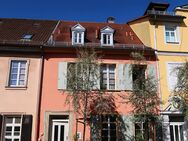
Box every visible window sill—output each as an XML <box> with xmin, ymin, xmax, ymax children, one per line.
<box><xmin>5</xmin><ymin>86</ymin><xmax>27</xmax><ymax>90</ymax></box>
<box><xmin>166</xmin><ymin>41</ymin><xmax>179</xmax><ymax>44</ymax></box>
<box><xmin>101</xmin><ymin>44</ymin><xmax>114</xmax><ymax>47</ymax></box>
<box><xmin>72</xmin><ymin>43</ymin><xmax>84</xmax><ymax>46</ymax></box>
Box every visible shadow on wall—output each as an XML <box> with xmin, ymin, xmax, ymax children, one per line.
<box><xmin>89</xmin><ymin>93</ymin><xmax>134</xmax><ymax>141</ymax></box>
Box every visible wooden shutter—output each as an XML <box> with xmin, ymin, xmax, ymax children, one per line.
<box><xmin>94</xmin><ymin>65</ymin><xmax>100</xmax><ymax>90</ymax></box>
<box><xmin>117</xmin><ymin>64</ymin><xmax>132</xmax><ymax>90</ymax></box>
<box><xmin>58</xmin><ymin>62</ymin><xmax>67</xmax><ymax>90</ymax></box>
<box><xmin>21</xmin><ymin>115</ymin><xmax>32</xmax><ymax>141</ymax></box>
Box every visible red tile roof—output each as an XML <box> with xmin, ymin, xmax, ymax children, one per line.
<box><xmin>0</xmin><ymin>18</ymin><xmax>58</xmax><ymax>45</ymax></box>
<box><xmin>53</xmin><ymin>21</ymin><xmax>143</xmax><ymax>46</ymax></box>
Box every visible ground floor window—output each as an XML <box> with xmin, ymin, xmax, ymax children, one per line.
<box><xmin>135</xmin><ymin>121</ymin><xmax>155</xmax><ymax>141</ymax></box>
<box><xmin>92</xmin><ymin>115</ymin><xmax>117</xmax><ymax>141</ymax></box>
<box><xmin>169</xmin><ymin>116</ymin><xmax>185</xmax><ymax>141</ymax></box>
<box><xmin>0</xmin><ymin>115</ymin><xmax>32</xmax><ymax>141</ymax></box>
<box><xmin>3</xmin><ymin>116</ymin><xmax>22</xmax><ymax>141</ymax></box>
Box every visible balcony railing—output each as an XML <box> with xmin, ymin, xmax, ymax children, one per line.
<box><xmin>147</xmin><ymin>10</ymin><xmax>176</xmax><ymax>16</ymax></box>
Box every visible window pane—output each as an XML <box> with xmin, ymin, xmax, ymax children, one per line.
<box><xmin>170</xmin><ymin>125</ymin><xmax>174</xmax><ymax>141</ymax></box>
<box><xmin>15</xmin><ymin>118</ymin><xmax>21</xmax><ymax>123</ymax></box>
<box><xmin>20</xmin><ymin>62</ymin><xmax>26</xmax><ymax>68</ymax></box>
<box><xmin>60</xmin><ymin>126</ymin><xmax>65</xmax><ymax>141</ymax></box>
<box><xmin>19</xmin><ymin>74</ymin><xmax>25</xmax><ymax>80</ymax></box>
<box><xmin>11</xmin><ymin>68</ymin><xmax>18</xmax><ymax>73</ymax></box>
<box><xmin>54</xmin><ymin>125</ymin><xmax>58</xmax><ymax>141</ymax></box>
<box><xmin>103</xmin><ymin>34</ymin><xmax>107</xmax><ymax>44</ymax></box>
<box><xmin>180</xmin><ymin>125</ymin><xmax>184</xmax><ymax>141</ymax></box>
<box><xmin>11</xmin><ymin>74</ymin><xmax>17</xmax><ymax>79</ymax></box>
<box><xmin>18</xmin><ymin>80</ymin><xmax>25</xmax><ymax>85</ymax></box>
<box><xmin>20</xmin><ymin>68</ymin><xmax>26</xmax><ymax>74</ymax></box>
<box><xmin>12</xmin><ymin>62</ymin><xmax>19</xmax><ymax>67</ymax></box>
<box><xmin>175</xmin><ymin>125</ymin><xmax>179</xmax><ymax>141</ymax></box>
<box><xmin>10</xmin><ymin>80</ymin><xmax>17</xmax><ymax>86</ymax></box>
<box><xmin>6</xmin><ymin>126</ymin><xmax>12</xmax><ymax>132</ymax></box>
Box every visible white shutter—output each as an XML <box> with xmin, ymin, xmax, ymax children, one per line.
<box><xmin>167</xmin><ymin>63</ymin><xmax>182</xmax><ymax>91</ymax></box>
<box><xmin>58</xmin><ymin>62</ymin><xmax>67</xmax><ymax>90</ymax></box>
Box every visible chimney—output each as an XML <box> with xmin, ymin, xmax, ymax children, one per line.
<box><xmin>107</xmin><ymin>17</ymin><xmax>115</xmax><ymax>23</ymax></box>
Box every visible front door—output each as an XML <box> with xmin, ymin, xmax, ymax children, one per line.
<box><xmin>51</xmin><ymin>120</ymin><xmax>69</xmax><ymax>141</ymax></box>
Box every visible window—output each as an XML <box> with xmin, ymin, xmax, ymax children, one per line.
<box><xmin>92</xmin><ymin>115</ymin><xmax>117</xmax><ymax>141</ymax></box>
<box><xmin>21</xmin><ymin>34</ymin><xmax>33</xmax><ymax>40</ymax></box>
<box><xmin>165</xmin><ymin>26</ymin><xmax>179</xmax><ymax>43</ymax></box>
<box><xmin>167</xmin><ymin>63</ymin><xmax>183</xmax><ymax>91</ymax></box>
<box><xmin>169</xmin><ymin>116</ymin><xmax>185</xmax><ymax>141</ymax></box>
<box><xmin>9</xmin><ymin>60</ymin><xmax>27</xmax><ymax>87</ymax></box>
<box><xmin>49</xmin><ymin>115</ymin><xmax>69</xmax><ymax>141</ymax></box>
<box><xmin>72</xmin><ymin>31</ymin><xmax>84</xmax><ymax>44</ymax></box>
<box><xmin>101</xmin><ymin>26</ymin><xmax>114</xmax><ymax>46</ymax></box>
<box><xmin>101</xmin><ymin>64</ymin><xmax>115</xmax><ymax>90</ymax></box>
<box><xmin>71</xmin><ymin>24</ymin><xmax>85</xmax><ymax>45</ymax></box>
<box><xmin>101</xmin><ymin>33</ymin><xmax>113</xmax><ymax>45</ymax></box>
<box><xmin>132</xmin><ymin>65</ymin><xmax>146</xmax><ymax>89</ymax></box>
<box><xmin>3</xmin><ymin>116</ymin><xmax>22</xmax><ymax>141</ymax></box>
<box><xmin>135</xmin><ymin>122</ymin><xmax>154</xmax><ymax>141</ymax></box>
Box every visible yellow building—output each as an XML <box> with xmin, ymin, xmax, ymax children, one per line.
<box><xmin>128</xmin><ymin>2</ymin><xmax>188</xmax><ymax>141</ymax></box>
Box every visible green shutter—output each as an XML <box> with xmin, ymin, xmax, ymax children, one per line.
<box><xmin>117</xmin><ymin>64</ymin><xmax>132</xmax><ymax>90</ymax></box>
<box><xmin>95</xmin><ymin>65</ymin><xmax>100</xmax><ymax>90</ymax></box>
<box><xmin>58</xmin><ymin>62</ymin><xmax>67</xmax><ymax>90</ymax></box>
<box><xmin>21</xmin><ymin>115</ymin><xmax>32</xmax><ymax>141</ymax></box>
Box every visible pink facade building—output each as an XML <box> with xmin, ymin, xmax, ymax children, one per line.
<box><xmin>38</xmin><ymin>21</ymin><xmax>157</xmax><ymax>141</ymax></box>
<box><xmin>0</xmin><ymin>18</ymin><xmax>57</xmax><ymax>141</ymax></box>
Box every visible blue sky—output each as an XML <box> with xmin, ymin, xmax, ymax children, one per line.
<box><xmin>0</xmin><ymin>0</ymin><xmax>187</xmax><ymax>23</ymax></box>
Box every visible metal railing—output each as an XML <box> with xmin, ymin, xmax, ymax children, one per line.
<box><xmin>147</xmin><ymin>10</ymin><xmax>176</xmax><ymax>16</ymax></box>
<box><xmin>49</xmin><ymin>41</ymin><xmax>148</xmax><ymax>49</ymax></box>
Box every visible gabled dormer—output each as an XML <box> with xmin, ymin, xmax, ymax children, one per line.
<box><xmin>100</xmin><ymin>26</ymin><xmax>114</xmax><ymax>46</ymax></box>
<box><xmin>71</xmin><ymin>24</ymin><xmax>85</xmax><ymax>45</ymax></box>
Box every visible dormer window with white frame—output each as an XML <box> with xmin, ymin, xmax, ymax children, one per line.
<box><xmin>71</xmin><ymin>24</ymin><xmax>85</xmax><ymax>45</ymax></box>
<box><xmin>101</xmin><ymin>26</ymin><xmax>114</xmax><ymax>46</ymax></box>
<box><xmin>165</xmin><ymin>25</ymin><xmax>179</xmax><ymax>44</ymax></box>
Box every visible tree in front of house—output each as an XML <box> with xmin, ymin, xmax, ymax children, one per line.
<box><xmin>66</xmin><ymin>48</ymin><xmax>116</xmax><ymax>141</ymax></box>
<box><xmin>173</xmin><ymin>62</ymin><xmax>188</xmax><ymax>116</ymax></box>
<box><xmin>128</xmin><ymin>52</ymin><xmax>160</xmax><ymax>141</ymax></box>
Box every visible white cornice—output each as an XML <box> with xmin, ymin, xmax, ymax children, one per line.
<box><xmin>156</xmin><ymin>51</ymin><xmax>188</xmax><ymax>56</ymax></box>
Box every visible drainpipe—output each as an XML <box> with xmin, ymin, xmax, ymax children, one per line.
<box><xmin>153</xmin><ymin>23</ymin><xmax>163</xmax><ymax>112</ymax></box>
<box><xmin>36</xmin><ymin>46</ymin><xmax>45</xmax><ymax>141</ymax></box>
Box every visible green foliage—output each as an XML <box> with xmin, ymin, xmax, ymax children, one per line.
<box><xmin>129</xmin><ymin>52</ymin><xmax>160</xmax><ymax>141</ymax></box>
<box><xmin>173</xmin><ymin>62</ymin><xmax>188</xmax><ymax>116</ymax></box>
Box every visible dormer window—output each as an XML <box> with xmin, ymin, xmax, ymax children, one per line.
<box><xmin>101</xmin><ymin>26</ymin><xmax>114</xmax><ymax>46</ymax></box>
<box><xmin>71</xmin><ymin>24</ymin><xmax>85</xmax><ymax>45</ymax></box>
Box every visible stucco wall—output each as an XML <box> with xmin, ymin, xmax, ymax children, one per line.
<box><xmin>0</xmin><ymin>55</ymin><xmax>41</xmax><ymax>141</ymax></box>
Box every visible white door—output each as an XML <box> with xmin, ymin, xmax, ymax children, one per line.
<box><xmin>51</xmin><ymin>120</ymin><xmax>69</xmax><ymax>141</ymax></box>
<box><xmin>170</xmin><ymin>122</ymin><xmax>184</xmax><ymax>141</ymax></box>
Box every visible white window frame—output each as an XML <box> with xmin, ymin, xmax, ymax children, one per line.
<box><xmin>51</xmin><ymin>119</ymin><xmax>69</xmax><ymax>141</ymax></box>
<box><xmin>100</xmin><ymin>26</ymin><xmax>114</xmax><ymax>46</ymax></box>
<box><xmin>72</xmin><ymin>31</ymin><xmax>84</xmax><ymax>45</ymax></box>
<box><xmin>71</xmin><ymin>24</ymin><xmax>85</xmax><ymax>45</ymax></box>
<box><xmin>8</xmin><ymin>60</ymin><xmax>29</xmax><ymax>87</ymax></box>
<box><xmin>3</xmin><ymin>116</ymin><xmax>22</xmax><ymax>141</ymax></box>
<box><xmin>170</xmin><ymin>122</ymin><xmax>185</xmax><ymax>141</ymax></box>
<box><xmin>101</xmin><ymin>64</ymin><xmax>116</xmax><ymax>90</ymax></box>
<box><xmin>101</xmin><ymin>33</ymin><xmax>113</xmax><ymax>46</ymax></box>
<box><xmin>165</xmin><ymin>25</ymin><xmax>179</xmax><ymax>44</ymax></box>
